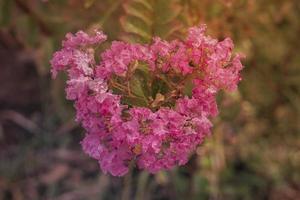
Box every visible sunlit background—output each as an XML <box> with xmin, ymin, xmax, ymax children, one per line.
<box><xmin>0</xmin><ymin>0</ymin><xmax>299</xmax><ymax>199</ymax></box>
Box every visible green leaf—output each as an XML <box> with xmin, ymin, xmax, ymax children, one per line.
<box><xmin>0</xmin><ymin>0</ymin><xmax>13</xmax><ymax>27</ymax></box>
<box><xmin>120</xmin><ymin>16</ymin><xmax>152</xmax><ymax>42</ymax></box>
<box><xmin>123</xmin><ymin>2</ymin><xmax>152</xmax><ymax>26</ymax></box>
<box><xmin>151</xmin><ymin>78</ymin><xmax>169</xmax><ymax>98</ymax></box>
<box><xmin>121</xmin><ymin>96</ymin><xmax>148</xmax><ymax>107</ymax></box>
<box><xmin>154</xmin><ymin>21</ymin><xmax>183</xmax><ymax>39</ymax></box>
<box><xmin>133</xmin><ymin>0</ymin><xmax>153</xmax><ymax>11</ymax></box>
<box><xmin>121</xmin><ymin>0</ymin><xmax>184</xmax><ymax>42</ymax></box>
<box><xmin>15</xmin><ymin>15</ymin><xmax>39</xmax><ymax>47</ymax></box>
<box><xmin>134</xmin><ymin>63</ymin><xmax>152</xmax><ymax>98</ymax></box>
<box><xmin>130</xmin><ymin>75</ymin><xmax>147</xmax><ymax>99</ymax></box>
<box><xmin>183</xmin><ymin>78</ymin><xmax>194</xmax><ymax>97</ymax></box>
<box><xmin>84</xmin><ymin>0</ymin><xmax>96</xmax><ymax>8</ymax></box>
<box><xmin>154</xmin><ymin>0</ymin><xmax>182</xmax><ymax>25</ymax></box>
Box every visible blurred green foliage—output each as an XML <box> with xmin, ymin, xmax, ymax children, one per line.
<box><xmin>0</xmin><ymin>0</ymin><xmax>299</xmax><ymax>199</ymax></box>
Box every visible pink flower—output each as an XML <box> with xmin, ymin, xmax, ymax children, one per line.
<box><xmin>99</xmin><ymin>41</ymin><xmax>151</xmax><ymax>78</ymax></box>
<box><xmin>62</xmin><ymin>30</ymin><xmax>107</xmax><ymax>48</ymax></box>
<box><xmin>50</xmin><ymin>30</ymin><xmax>107</xmax><ymax>78</ymax></box>
<box><xmin>51</xmin><ymin>24</ymin><xmax>244</xmax><ymax>176</ymax></box>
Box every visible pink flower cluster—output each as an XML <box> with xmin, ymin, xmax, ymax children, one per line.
<box><xmin>51</xmin><ymin>25</ymin><xmax>244</xmax><ymax>176</ymax></box>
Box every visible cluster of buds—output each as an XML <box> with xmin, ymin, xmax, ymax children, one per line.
<box><xmin>51</xmin><ymin>25</ymin><xmax>244</xmax><ymax>176</ymax></box>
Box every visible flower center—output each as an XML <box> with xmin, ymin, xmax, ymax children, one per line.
<box><xmin>108</xmin><ymin>62</ymin><xmax>195</xmax><ymax>111</ymax></box>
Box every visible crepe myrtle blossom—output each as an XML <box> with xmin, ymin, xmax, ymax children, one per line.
<box><xmin>50</xmin><ymin>25</ymin><xmax>244</xmax><ymax>176</ymax></box>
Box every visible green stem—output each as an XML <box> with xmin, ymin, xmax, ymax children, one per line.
<box><xmin>99</xmin><ymin>0</ymin><xmax>123</xmax><ymax>26</ymax></box>
<box><xmin>135</xmin><ymin>172</ymin><xmax>149</xmax><ymax>200</ymax></box>
<box><xmin>121</xmin><ymin>162</ymin><xmax>134</xmax><ymax>200</ymax></box>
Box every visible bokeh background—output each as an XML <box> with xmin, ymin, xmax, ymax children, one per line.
<box><xmin>0</xmin><ymin>0</ymin><xmax>299</xmax><ymax>199</ymax></box>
